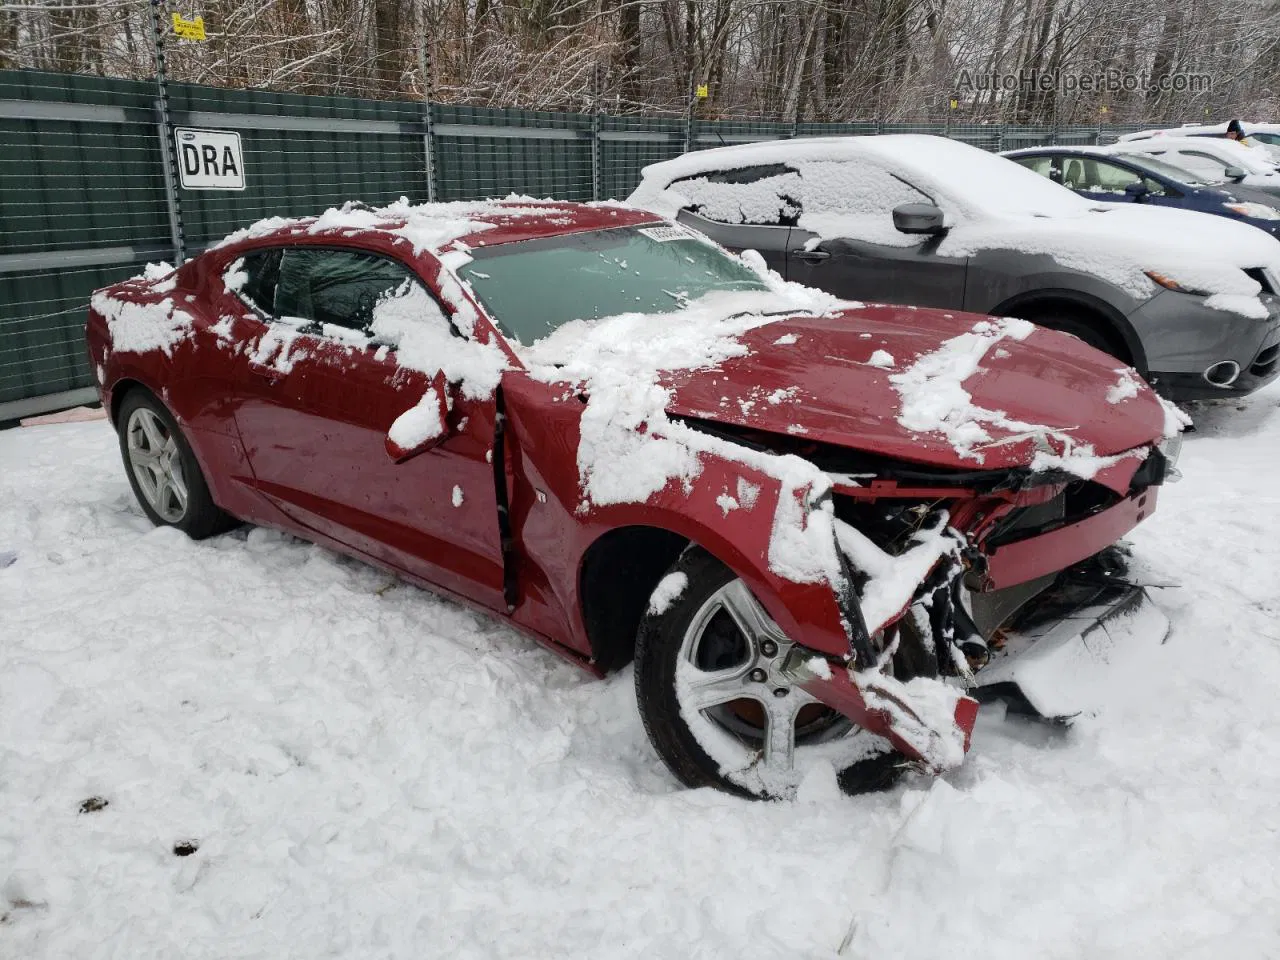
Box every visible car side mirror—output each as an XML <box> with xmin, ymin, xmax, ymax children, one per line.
<box><xmin>893</xmin><ymin>202</ymin><xmax>947</xmax><ymax>235</ymax></box>
<box><xmin>1124</xmin><ymin>180</ymin><xmax>1148</xmax><ymax>198</ymax></box>
<box><xmin>1224</xmin><ymin>165</ymin><xmax>1246</xmax><ymax>182</ymax></box>
<box><xmin>386</xmin><ymin>372</ymin><xmax>451</xmax><ymax>463</ymax></box>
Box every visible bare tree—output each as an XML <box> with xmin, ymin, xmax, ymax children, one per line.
<box><xmin>4</xmin><ymin>0</ymin><xmax>1280</xmax><ymax>121</ymax></box>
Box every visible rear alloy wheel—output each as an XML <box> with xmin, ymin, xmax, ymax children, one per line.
<box><xmin>117</xmin><ymin>390</ymin><xmax>236</xmax><ymax>539</ymax></box>
<box><xmin>635</xmin><ymin>546</ymin><xmax>900</xmax><ymax>799</ymax></box>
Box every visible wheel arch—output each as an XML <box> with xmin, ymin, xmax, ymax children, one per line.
<box><xmin>107</xmin><ymin>377</ymin><xmax>152</xmax><ymax>426</ymax></box>
<box><xmin>108</xmin><ymin>377</ymin><xmax>252</xmax><ymax>525</ymax></box>
<box><xmin>574</xmin><ymin>505</ymin><xmax>852</xmax><ymax>673</ymax></box>
<box><xmin>578</xmin><ymin>524</ymin><xmax>691</xmax><ymax>674</ymax></box>
<box><xmin>992</xmin><ymin>288</ymin><xmax>1147</xmax><ymax>373</ymax></box>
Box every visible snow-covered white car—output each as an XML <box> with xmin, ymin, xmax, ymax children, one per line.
<box><xmin>1112</xmin><ymin>136</ymin><xmax>1280</xmax><ymax>195</ymax></box>
<box><xmin>1117</xmin><ymin>123</ymin><xmax>1280</xmax><ymax>164</ymax></box>
<box><xmin>87</xmin><ymin>198</ymin><xmax>1183</xmax><ymax>799</ymax></box>
<box><xmin>628</xmin><ymin>135</ymin><xmax>1280</xmax><ymax>400</ymax></box>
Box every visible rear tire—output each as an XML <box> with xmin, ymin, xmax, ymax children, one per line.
<box><xmin>116</xmin><ymin>389</ymin><xmax>236</xmax><ymax>540</ymax></box>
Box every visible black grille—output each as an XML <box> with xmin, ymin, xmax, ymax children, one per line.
<box><xmin>986</xmin><ymin>491</ymin><xmax>1067</xmax><ymax>548</ymax></box>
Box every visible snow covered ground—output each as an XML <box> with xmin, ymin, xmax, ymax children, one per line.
<box><xmin>3</xmin><ymin>386</ymin><xmax>1280</xmax><ymax>960</ymax></box>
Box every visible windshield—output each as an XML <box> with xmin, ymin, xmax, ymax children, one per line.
<box><xmin>457</xmin><ymin>225</ymin><xmax>769</xmax><ymax>344</ymax></box>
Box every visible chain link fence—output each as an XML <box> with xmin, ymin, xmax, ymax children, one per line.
<box><xmin>0</xmin><ymin>45</ymin><xmax>1151</xmax><ymax>418</ymax></box>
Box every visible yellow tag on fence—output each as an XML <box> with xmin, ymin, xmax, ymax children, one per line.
<box><xmin>172</xmin><ymin>13</ymin><xmax>206</xmax><ymax>41</ymax></box>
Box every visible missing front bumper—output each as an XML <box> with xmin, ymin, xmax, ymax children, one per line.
<box><xmin>970</xmin><ymin>581</ymin><xmax>1171</xmax><ymax>720</ymax></box>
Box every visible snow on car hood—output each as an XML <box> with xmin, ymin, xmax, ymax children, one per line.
<box><xmin>522</xmin><ymin>277</ymin><xmax>1168</xmax><ymax>552</ymax></box>
<box><xmin>939</xmin><ymin>203</ymin><xmax>1280</xmax><ymax>318</ymax></box>
<box><xmin>658</xmin><ymin>303</ymin><xmax>1169</xmax><ymax>485</ymax></box>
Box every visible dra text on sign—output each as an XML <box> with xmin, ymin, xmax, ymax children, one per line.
<box><xmin>174</xmin><ymin>128</ymin><xmax>246</xmax><ymax>191</ymax></box>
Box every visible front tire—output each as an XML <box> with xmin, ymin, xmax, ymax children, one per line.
<box><xmin>1017</xmin><ymin>306</ymin><xmax>1129</xmax><ymax>363</ymax></box>
<box><xmin>634</xmin><ymin>546</ymin><xmax>897</xmax><ymax>799</ymax></box>
<box><xmin>117</xmin><ymin>389</ymin><xmax>235</xmax><ymax>539</ymax></box>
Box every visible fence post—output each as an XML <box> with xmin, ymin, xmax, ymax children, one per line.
<box><xmin>683</xmin><ymin>68</ymin><xmax>695</xmax><ymax>153</ymax></box>
<box><xmin>417</xmin><ymin>11</ymin><xmax>437</xmax><ymax>203</ymax></box>
<box><xmin>591</xmin><ymin>61</ymin><xmax>603</xmax><ymax>201</ymax></box>
<box><xmin>995</xmin><ymin>125</ymin><xmax>1004</xmax><ymax>152</ymax></box>
<box><xmin>147</xmin><ymin>0</ymin><xmax>186</xmax><ymax>264</ymax></box>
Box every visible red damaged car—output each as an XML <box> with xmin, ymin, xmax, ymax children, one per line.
<box><xmin>86</xmin><ymin>199</ymin><xmax>1183</xmax><ymax>799</ymax></box>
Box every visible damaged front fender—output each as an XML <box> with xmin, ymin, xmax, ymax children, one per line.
<box><xmin>781</xmin><ymin>651</ymin><xmax>979</xmax><ymax>773</ymax></box>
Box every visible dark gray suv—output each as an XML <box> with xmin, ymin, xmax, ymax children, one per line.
<box><xmin>628</xmin><ymin>135</ymin><xmax>1280</xmax><ymax>400</ymax></box>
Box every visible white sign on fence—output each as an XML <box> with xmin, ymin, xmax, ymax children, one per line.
<box><xmin>174</xmin><ymin>128</ymin><xmax>245</xmax><ymax>190</ymax></box>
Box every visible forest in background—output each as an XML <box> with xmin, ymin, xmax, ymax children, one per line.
<box><xmin>3</xmin><ymin>0</ymin><xmax>1279</xmax><ymax>123</ymax></box>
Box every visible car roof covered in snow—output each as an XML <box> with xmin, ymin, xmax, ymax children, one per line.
<box><xmin>637</xmin><ymin>133</ymin><xmax>1034</xmax><ymax>179</ymax></box>
<box><xmin>1112</xmin><ymin>136</ymin><xmax>1278</xmax><ymax>172</ymax></box>
<box><xmin>1118</xmin><ymin>122</ymin><xmax>1280</xmax><ymax>141</ymax></box>
<box><xmin>632</xmin><ymin>133</ymin><xmax>1090</xmax><ymax>221</ymax></box>
<box><xmin>211</xmin><ymin>198</ymin><xmax>664</xmax><ymax>258</ymax></box>
<box><xmin>1002</xmin><ymin>145</ymin><xmax>1117</xmax><ymax>157</ymax></box>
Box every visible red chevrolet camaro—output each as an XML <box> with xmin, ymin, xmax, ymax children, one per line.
<box><xmin>87</xmin><ymin>199</ymin><xmax>1183</xmax><ymax>798</ymax></box>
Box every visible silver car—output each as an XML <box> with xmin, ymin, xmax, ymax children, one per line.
<box><xmin>628</xmin><ymin>135</ymin><xmax>1280</xmax><ymax>401</ymax></box>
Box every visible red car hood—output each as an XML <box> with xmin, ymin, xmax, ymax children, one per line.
<box><xmin>660</xmin><ymin>304</ymin><xmax>1167</xmax><ymax>476</ymax></box>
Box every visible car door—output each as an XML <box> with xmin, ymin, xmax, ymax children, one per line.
<box><xmin>781</xmin><ymin>162</ymin><xmax>967</xmax><ymax>308</ymax></box>
<box><xmin>665</xmin><ymin>163</ymin><xmax>802</xmax><ymax>274</ymax></box>
<box><xmin>228</xmin><ymin>245</ymin><xmax>506</xmax><ymax>609</ymax></box>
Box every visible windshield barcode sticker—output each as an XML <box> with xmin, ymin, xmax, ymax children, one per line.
<box><xmin>639</xmin><ymin>225</ymin><xmax>694</xmax><ymax>242</ymax></box>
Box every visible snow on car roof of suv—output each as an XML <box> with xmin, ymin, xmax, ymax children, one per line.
<box><xmin>214</xmin><ymin>197</ymin><xmax>663</xmax><ymax>256</ymax></box>
<box><xmin>1114</xmin><ymin>135</ymin><xmax>1278</xmax><ymax>173</ymax></box>
<box><xmin>634</xmin><ymin>134</ymin><xmax>1090</xmax><ymax>220</ymax></box>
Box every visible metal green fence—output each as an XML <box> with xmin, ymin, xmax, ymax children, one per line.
<box><xmin>0</xmin><ymin>66</ymin><xmax>1150</xmax><ymax>419</ymax></box>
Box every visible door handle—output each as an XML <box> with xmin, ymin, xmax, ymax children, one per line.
<box><xmin>794</xmin><ymin>250</ymin><xmax>831</xmax><ymax>264</ymax></box>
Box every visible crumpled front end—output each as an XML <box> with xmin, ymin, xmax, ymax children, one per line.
<box><xmin>764</xmin><ymin>433</ymin><xmax>1180</xmax><ymax>776</ymax></box>
<box><xmin>762</xmin><ymin>491</ymin><xmax>982</xmax><ymax>775</ymax></box>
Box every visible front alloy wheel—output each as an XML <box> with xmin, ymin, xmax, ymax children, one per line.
<box><xmin>635</xmin><ymin>546</ymin><xmax>899</xmax><ymax>799</ymax></box>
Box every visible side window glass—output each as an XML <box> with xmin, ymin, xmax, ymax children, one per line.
<box><xmin>700</xmin><ymin>163</ymin><xmax>792</xmax><ymax>185</ymax></box>
<box><xmin>787</xmin><ymin>159</ymin><xmax>931</xmax><ymax>223</ymax></box>
<box><xmin>1013</xmin><ymin>155</ymin><xmax>1054</xmax><ymax>178</ymax></box>
<box><xmin>1173</xmin><ymin>151</ymin><xmax>1230</xmax><ymax>180</ymax></box>
<box><xmin>274</xmin><ymin>249</ymin><xmax>419</xmax><ymax>333</ymax></box>
<box><xmin>1063</xmin><ymin>159</ymin><xmax>1139</xmax><ymax>194</ymax></box>
<box><xmin>233</xmin><ymin>248</ymin><xmax>282</xmax><ymax>315</ymax></box>
<box><xmin>1061</xmin><ymin>157</ymin><xmax>1086</xmax><ymax>189</ymax></box>
<box><xmin>671</xmin><ymin>164</ymin><xmax>803</xmax><ymax>226</ymax></box>
<box><xmin>672</xmin><ymin>160</ymin><xmax>931</xmax><ymax>236</ymax></box>
<box><xmin>366</xmin><ymin>278</ymin><xmax>455</xmax><ymax>350</ymax></box>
